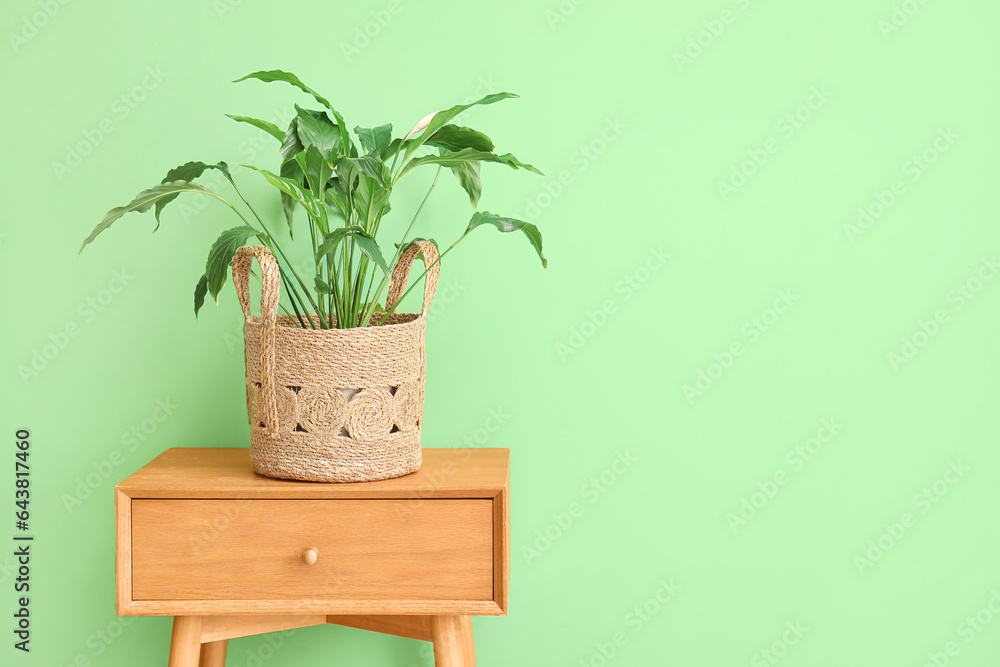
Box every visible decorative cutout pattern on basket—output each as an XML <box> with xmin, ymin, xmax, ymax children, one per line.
<box><xmin>247</xmin><ymin>381</ymin><xmax>423</xmax><ymax>442</ymax></box>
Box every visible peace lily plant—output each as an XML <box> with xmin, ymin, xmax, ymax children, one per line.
<box><xmin>80</xmin><ymin>69</ymin><xmax>546</xmax><ymax>329</ymax></box>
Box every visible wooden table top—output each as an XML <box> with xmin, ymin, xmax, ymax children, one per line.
<box><xmin>117</xmin><ymin>447</ymin><xmax>509</xmax><ymax>499</ymax></box>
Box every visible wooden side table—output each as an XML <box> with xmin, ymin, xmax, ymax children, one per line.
<box><xmin>115</xmin><ymin>447</ymin><xmax>509</xmax><ymax>666</ymax></box>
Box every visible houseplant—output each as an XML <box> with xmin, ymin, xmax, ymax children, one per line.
<box><xmin>81</xmin><ymin>69</ymin><xmax>546</xmax><ymax>482</ymax></box>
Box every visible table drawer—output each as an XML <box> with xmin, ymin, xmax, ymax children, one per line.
<box><xmin>131</xmin><ymin>499</ymin><xmax>493</xmax><ymax>602</ymax></box>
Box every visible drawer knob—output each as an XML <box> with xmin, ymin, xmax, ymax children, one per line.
<box><xmin>302</xmin><ymin>548</ymin><xmax>318</xmax><ymax>565</ymax></box>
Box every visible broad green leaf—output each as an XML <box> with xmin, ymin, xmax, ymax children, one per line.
<box><xmin>464</xmin><ymin>210</ymin><xmax>547</xmax><ymax>268</ymax></box>
<box><xmin>279</xmin><ymin>159</ymin><xmax>302</xmax><ymax>234</ymax></box>
<box><xmin>451</xmin><ymin>160</ymin><xmax>481</xmax><ymax>209</ymax></box>
<box><xmin>280</xmin><ymin>118</ymin><xmax>303</xmax><ymax>164</ymax></box>
<box><xmin>194</xmin><ymin>274</ymin><xmax>209</xmax><ymax>318</ymax></box>
<box><xmin>243</xmin><ymin>165</ymin><xmax>327</xmax><ymax>232</ymax></box>
<box><xmin>426</xmin><ymin>124</ymin><xmax>494</xmax><ymax>152</ymax></box>
<box><xmin>81</xmin><ymin>181</ymin><xmax>218</xmax><ymax>254</ymax></box>
<box><xmin>351</xmin><ymin>231</ymin><xmax>390</xmax><ymax>275</ymax></box>
<box><xmin>402</xmin><ymin>92</ymin><xmax>517</xmax><ymax>163</ymax></box>
<box><xmin>325</xmin><ymin>181</ymin><xmax>348</xmax><ymax>218</ymax></box>
<box><xmin>154</xmin><ymin>161</ymin><xmax>233</xmax><ymax>225</ymax></box>
<box><xmin>348</xmin><ymin>155</ymin><xmax>387</xmax><ymax>187</ymax></box>
<box><xmin>335</xmin><ymin>156</ymin><xmax>358</xmax><ymax>192</ymax></box>
<box><xmin>353</xmin><ymin>174</ymin><xmax>390</xmax><ymax>229</ymax></box>
<box><xmin>315</xmin><ymin>226</ymin><xmax>389</xmax><ymax>275</ymax></box>
<box><xmin>225</xmin><ymin>115</ymin><xmax>284</xmax><ymax>141</ymax></box>
<box><xmin>400</xmin><ymin>147</ymin><xmax>542</xmax><ymax>179</ymax></box>
<box><xmin>234</xmin><ymin>69</ymin><xmax>352</xmax><ymax>157</ymax></box>
<box><xmin>355</xmin><ymin>124</ymin><xmax>392</xmax><ymax>158</ymax></box>
<box><xmin>295</xmin><ymin>145</ymin><xmax>332</xmax><ymax>198</ymax></box>
<box><xmin>295</xmin><ymin>105</ymin><xmax>341</xmax><ymax>155</ymax></box>
<box><xmin>205</xmin><ymin>225</ymin><xmax>261</xmax><ymax>300</ymax></box>
<box><xmin>315</xmin><ymin>227</ymin><xmax>350</xmax><ymax>263</ymax></box>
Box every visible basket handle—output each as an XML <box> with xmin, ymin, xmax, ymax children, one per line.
<box><xmin>386</xmin><ymin>240</ymin><xmax>440</xmax><ymax>317</ymax></box>
<box><xmin>232</xmin><ymin>245</ymin><xmax>281</xmax><ymax>439</ymax></box>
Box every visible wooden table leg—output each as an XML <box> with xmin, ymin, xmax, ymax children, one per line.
<box><xmin>430</xmin><ymin>615</ymin><xmax>475</xmax><ymax>666</ymax></box>
<box><xmin>200</xmin><ymin>639</ymin><xmax>228</xmax><ymax>666</ymax></box>
<box><xmin>168</xmin><ymin>616</ymin><xmax>203</xmax><ymax>667</ymax></box>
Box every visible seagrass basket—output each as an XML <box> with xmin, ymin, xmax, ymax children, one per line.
<box><xmin>232</xmin><ymin>241</ymin><xmax>439</xmax><ymax>482</ymax></box>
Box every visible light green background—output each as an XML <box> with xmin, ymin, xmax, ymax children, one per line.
<box><xmin>2</xmin><ymin>0</ymin><xmax>999</xmax><ymax>664</ymax></box>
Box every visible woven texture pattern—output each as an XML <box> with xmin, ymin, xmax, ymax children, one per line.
<box><xmin>233</xmin><ymin>242</ymin><xmax>439</xmax><ymax>482</ymax></box>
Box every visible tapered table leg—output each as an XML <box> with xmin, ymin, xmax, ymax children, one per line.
<box><xmin>200</xmin><ymin>639</ymin><xmax>228</xmax><ymax>666</ymax></box>
<box><xmin>431</xmin><ymin>615</ymin><xmax>475</xmax><ymax>666</ymax></box>
<box><xmin>168</xmin><ymin>616</ymin><xmax>203</xmax><ymax>667</ymax></box>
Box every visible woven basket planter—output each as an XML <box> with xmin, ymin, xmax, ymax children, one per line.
<box><xmin>232</xmin><ymin>241</ymin><xmax>439</xmax><ymax>483</ymax></box>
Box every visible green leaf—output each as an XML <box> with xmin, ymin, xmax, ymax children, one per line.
<box><xmin>402</xmin><ymin>92</ymin><xmax>518</xmax><ymax>163</ymax></box>
<box><xmin>243</xmin><ymin>165</ymin><xmax>327</xmax><ymax>231</ymax></box>
<box><xmin>225</xmin><ymin>115</ymin><xmax>284</xmax><ymax>141</ymax></box>
<box><xmin>314</xmin><ymin>276</ymin><xmax>331</xmax><ymax>294</ymax></box>
<box><xmin>426</xmin><ymin>124</ymin><xmax>494</xmax><ymax>152</ymax></box>
<box><xmin>451</xmin><ymin>160</ymin><xmax>481</xmax><ymax>209</ymax></box>
<box><xmin>194</xmin><ymin>274</ymin><xmax>209</xmax><ymax>318</ymax></box>
<box><xmin>401</xmin><ymin>147</ymin><xmax>542</xmax><ymax>179</ymax></box>
<box><xmin>315</xmin><ymin>227</ymin><xmax>350</xmax><ymax>263</ymax></box>
<box><xmin>294</xmin><ymin>105</ymin><xmax>341</xmax><ymax>155</ymax></box>
<box><xmin>464</xmin><ymin>210</ymin><xmax>547</xmax><ymax>268</ymax></box>
<box><xmin>205</xmin><ymin>225</ymin><xmax>261</xmax><ymax>301</ymax></box>
<box><xmin>278</xmin><ymin>159</ymin><xmax>302</xmax><ymax>234</ymax></box>
<box><xmin>154</xmin><ymin>161</ymin><xmax>233</xmax><ymax>226</ymax></box>
<box><xmin>348</xmin><ymin>155</ymin><xmax>387</xmax><ymax>187</ymax></box>
<box><xmin>234</xmin><ymin>69</ymin><xmax>352</xmax><ymax>157</ymax></box>
<box><xmin>355</xmin><ymin>124</ymin><xmax>392</xmax><ymax>158</ymax></box>
<box><xmin>295</xmin><ymin>145</ymin><xmax>333</xmax><ymax>198</ymax></box>
<box><xmin>354</xmin><ymin>174</ymin><xmax>390</xmax><ymax>228</ymax></box>
<box><xmin>315</xmin><ymin>226</ymin><xmax>389</xmax><ymax>275</ymax></box>
<box><xmin>352</xmin><ymin>231</ymin><xmax>390</xmax><ymax>275</ymax></box>
<box><xmin>280</xmin><ymin>118</ymin><xmax>304</xmax><ymax>164</ymax></box>
<box><xmin>81</xmin><ymin>181</ymin><xmax>218</xmax><ymax>254</ymax></box>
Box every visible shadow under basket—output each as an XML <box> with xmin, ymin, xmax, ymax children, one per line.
<box><xmin>233</xmin><ymin>242</ymin><xmax>439</xmax><ymax>483</ymax></box>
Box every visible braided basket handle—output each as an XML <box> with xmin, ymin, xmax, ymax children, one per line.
<box><xmin>232</xmin><ymin>245</ymin><xmax>281</xmax><ymax>439</ymax></box>
<box><xmin>387</xmin><ymin>240</ymin><xmax>440</xmax><ymax>316</ymax></box>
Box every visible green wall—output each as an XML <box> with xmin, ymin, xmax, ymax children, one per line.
<box><xmin>3</xmin><ymin>0</ymin><xmax>1000</xmax><ymax>664</ymax></box>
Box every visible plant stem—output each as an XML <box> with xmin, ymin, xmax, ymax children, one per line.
<box><xmin>359</xmin><ymin>167</ymin><xmax>441</xmax><ymax>327</ymax></box>
<box><xmin>376</xmin><ymin>234</ymin><xmax>463</xmax><ymax>326</ymax></box>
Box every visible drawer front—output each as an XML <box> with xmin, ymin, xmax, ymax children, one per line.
<box><xmin>131</xmin><ymin>499</ymin><xmax>493</xmax><ymax>602</ymax></box>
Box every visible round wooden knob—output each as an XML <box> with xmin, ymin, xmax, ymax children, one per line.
<box><xmin>302</xmin><ymin>548</ymin><xmax>318</xmax><ymax>565</ymax></box>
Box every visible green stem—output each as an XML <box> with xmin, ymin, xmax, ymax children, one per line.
<box><xmin>360</xmin><ymin>167</ymin><xmax>441</xmax><ymax>327</ymax></box>
<box><xmin>376</xmin><ymin>235</ymin><xmax>462</xmax><ymax>326</ymax></box>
